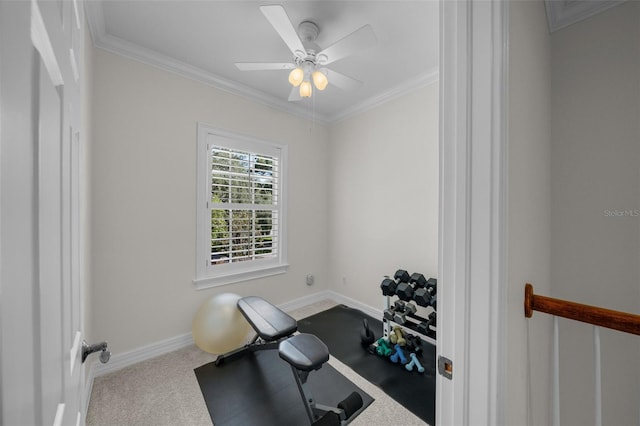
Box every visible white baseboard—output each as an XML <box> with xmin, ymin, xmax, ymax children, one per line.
<box><xmin>92</xmin><ymin>332</ymin><xmax>195</xmax><ymax>377</ymax></box>
<box><xmin>84</xmin><ymin>332</ymin><xmax>194</xmax><ymax>419</ymax></box>
<box><xmin>276</xmin><ymin>290</ymin><xmax>334</xmax><ymax>312</ymax></box>
<box><xmin>83</xmin><ymin>290</ymin><xmax>380</xmax><ymax>418</ymax></box>
<box><xmin>323</xmin><ymin>290</ymin><xmax>383</xmax><ymax>320</ymax></box>
<box><xmin>276</xmin><ymin>290</ymin><xmax>383</xmax><ymax>320</ymax></box>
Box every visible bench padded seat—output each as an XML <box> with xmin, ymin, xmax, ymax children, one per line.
<box><xmin>279</xmin><ymin>333</ymin><xmax>329</xmax><ymax>371</ymax></box>
<box><xmin>237</xmin><ymin>296</ymin><xmax>297</xmax><ymax>341</ymax></box>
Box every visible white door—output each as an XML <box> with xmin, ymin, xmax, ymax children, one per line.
<box><xmin>1</xmin><ymin>1</ymin><xmax>85</xmax><ymax>424</ymax></box>
<box><xmin>36</xmin><ymin>1</ymin><xmax>85</xmax><ymax>424</ymax></box>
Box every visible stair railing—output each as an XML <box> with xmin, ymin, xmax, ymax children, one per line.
<box><xmin>524</xmin><ymin>283</ymin><xmax>640</xmax><ymax>426</ymax></box>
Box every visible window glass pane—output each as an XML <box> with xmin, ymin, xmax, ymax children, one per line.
<box><xmin>230</xmin><ymin>209</ymin><xmax>252</xmax><ymax>261</ymax></box>
<box><xmin>256</xmin><ymin>210</ymin><xmax>276</xmax><ymax>255</ymax></box>
<box><xmin>210</xmin><ymin>209</ymin><xmax>278</xmax><ymax>265</ymax></box>
<box><xmin>211</xmin><ymin>146</ymin><xmax>278</xmax><ymax>206</ymax></box>
<box><xmin>210</xmin><ymin>209</ymin><xmax>230</xmax><ymax>264</ymax></box>
<box><xmin>252</xmin><ymin>155</ymin><xmax>277</xmax><ymax>205</ymax></box>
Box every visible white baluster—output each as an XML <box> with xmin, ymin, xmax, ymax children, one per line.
<box><xmin>593</xmin><ymin>326</ymin><xmax>602</xmax><ymax>426</ymax></box>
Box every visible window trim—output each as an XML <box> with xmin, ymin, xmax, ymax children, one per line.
<box><xmin>193</xmin><ymin>124</ymin><xmax>288</xmax><ymax>290</ymax></box>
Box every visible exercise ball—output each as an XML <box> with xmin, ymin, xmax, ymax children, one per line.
<box><xmin>192</xmin><ymin>293</ymin><xmax>252</xmax><ymax>354</ymax></box>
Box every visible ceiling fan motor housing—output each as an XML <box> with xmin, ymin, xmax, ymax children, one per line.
<box><xmin>296</xmin><ymin>21</ymin><xmax>326</xmax><ymax>64</ymax></box>
<box><xmin>298</xmin><ymin>21</ymin><xmax>319</xmax><ymax>42</ymax></box>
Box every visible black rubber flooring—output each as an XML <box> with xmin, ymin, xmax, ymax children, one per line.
<box><xmin>298</xmin><ymin>304</ymin><xmax>436</xmax><ymax>425</ymax></box>
<box><xmin>195</xmin><ymin>348</ymin><xmax>374</xmax><ymax>426</ymax></box>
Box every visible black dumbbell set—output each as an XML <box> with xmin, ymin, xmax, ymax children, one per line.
<box><xmin>380</xmin><ymin>269</ymin><xmax>437</xmax><ymax>340</ymax></box>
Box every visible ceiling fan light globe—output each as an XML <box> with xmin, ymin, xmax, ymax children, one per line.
<box><xmin>312</xmin><ymin>70</ymin><xmax>328</xmax><ymax>91</ymax></box>
<box><xmin>299</xmin><ymin>81</ymin><xmax>313</xmax><ymax>98</ymax></box>
<box><xmin>288</xmin><ymin>67</ymin><xmax>304</xmax><ymax>87</ymax></box>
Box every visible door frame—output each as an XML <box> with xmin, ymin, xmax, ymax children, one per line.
<box><xmin>437</xmin><ymin>0</ymin><xmax>508</xmax><ymax>424</ymax></box>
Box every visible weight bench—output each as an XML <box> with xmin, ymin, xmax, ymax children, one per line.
<box><xmin>215</xmin><ymin>296</ymin><xmax>364</xmax><ymax>425</ymax></box>
<box><xmin>279</xmin><ymin>333</ymin><xmax>363</xmax><ymax>425</ymax></box>
<box><xmin>214</xmin><ymin>296</ymin><xmax>298</xmax><ymax>366</ymax></box>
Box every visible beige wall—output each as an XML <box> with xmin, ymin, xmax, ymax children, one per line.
<box><xmin>507</xmin><ymin>1</ymin><xmax>553</xmax><ymax>425</ymax></box>
<box><xmin>550</xmin><ymin>3</ymin><xmax>640</xmax><ymax>425</ymax></box>
<box><xmin>90</xmin><ymin>49</ymin><xmax>330</xmax><ymax>354</ymax></box>
<box><xmin>328</xmin><ymin>83</ymin><xmax>439</xmax><ymax>310</ymax></box>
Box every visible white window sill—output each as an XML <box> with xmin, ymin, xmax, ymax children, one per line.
<box><xmin>193</xmin><ymin>263</ymin><xmax>289</xmax><ymax>290</ymax></box>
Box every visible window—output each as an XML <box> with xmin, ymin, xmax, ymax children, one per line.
<box><xmin>195</xmin><ymin>125</ymin><xmax>288</xmax><ymax>289</ymax></box>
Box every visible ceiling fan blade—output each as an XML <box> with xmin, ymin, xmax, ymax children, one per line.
<box><xmin>324</xmin><ymin>68</ymin><xmax>362</xmax><ymax>91</ymax></box>
<box><xmin>260</xmin><ymin>5</ymin><xmax>306</xmax><ymax>59</ymax></box>
<box><xmin>235</xmin><ymin>62</ymin><xmax>295</xmax><ymax>71</ymax></box>
<box><xmin>317</xmin><ymin>24</ymin><xmax>377</xmax><ymax>65</ymax></box>
<box><xmin>288</xmin><ymin>86</ymin><xmax>302</xmax><ymax>102</ymax></box>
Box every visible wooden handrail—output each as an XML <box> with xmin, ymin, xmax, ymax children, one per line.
<box><xmin>524</xmin><ymin>283</ymin><xmax>640</xmax><ymax>336</ymax></box>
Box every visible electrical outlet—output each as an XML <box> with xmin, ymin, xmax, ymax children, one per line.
<box><xmin>342</xmin><ymin>276</ymin><xmax>347</xmax><ymax>286</ymax></box>
<box><xmin>306</xmin><ymin>274</ymin><xmax>314</xmax><ymax>286</ymax></box>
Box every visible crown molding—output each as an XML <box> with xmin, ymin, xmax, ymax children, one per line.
<box><xmin>98</xmin><ymin>33</ymin><xmax>332</xmax><ymax>123</ymax></box>
<box><xmin>84</xmin><ymin>2</ymin><xmax>329</xmax><ymax>124</ymax></box>
<box><xmin>329</xmin><ymin>67</ymin><xmax>439</xmax><ymax>123</ymax></box>
<box><xmin>85</xmin><ymin>1</ymin><xmax>437</xmax><ymax>125</ymax></box>
<box><xmin>545</xmin><ymin>0</ymin><xmax>626</xmax><ymax>33</ymax></box>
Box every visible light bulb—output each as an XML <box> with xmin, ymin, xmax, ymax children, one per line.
<box><xmin>299</xmin><ymin>80</ymin><xmax>313</xmax><ymax>98</ymax></box>
<box><xmin>312</xmin><ymin>70</ymin><xmax>328</xmax><ymax>91</ymax></box>
<box><xmin>288</xmin><ymin>67</ymin><xmax>304</xmax><ymax>87</ymax></box>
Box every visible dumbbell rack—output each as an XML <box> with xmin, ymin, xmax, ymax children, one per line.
<box><xmin>382</xmin><ymin>295</ymin><xmax>437</xmax><ymax>346</ymax></box>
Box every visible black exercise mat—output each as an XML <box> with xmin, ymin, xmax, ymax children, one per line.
<box><xmin>298</xmin><ymin>305</ymin><xmax>436</xmax><ymax>425</ymax></box>
<box><xmin>194</xmin><ymin>349</ymin><xmax>374</xmax><ymax>426</ymax></box>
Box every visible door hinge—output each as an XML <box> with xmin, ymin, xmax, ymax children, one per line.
<box><xmin>438</xmin><ymin>355</ymin><xmax>453</xmax><ymax>380</ymax></box>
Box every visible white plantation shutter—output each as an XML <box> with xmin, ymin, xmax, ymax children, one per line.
<box><xmin>209</xmin><ymin>146</ymin><xmax>280</xmax><ymax>263</ymax></box>
<box><xmin>195</xmin><ymin>125</ymin><xmax>288</xmax><ymax>288</ymax></box>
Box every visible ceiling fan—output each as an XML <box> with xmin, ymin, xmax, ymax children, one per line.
<box><xmin>234</xmin><ymin>5</ymin><xmax>377</xmax><ymax>101</ymax></box>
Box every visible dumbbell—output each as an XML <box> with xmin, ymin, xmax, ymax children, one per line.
<box><xmin>414</xmin><ymin>278</ymin><xmax>436</xmax><ymax>307</ymax></box>
<box><xmin>380</xmin><ymin>277</ymin><xmax>398</xmax><ymax>296</ymax></box>
<box><xmin>429</xmin><ymin>294</ymin><xmax>437</xmax><ymax>310</ymax></box>
<box><xmin>416</xmin><ymin>321</ymin><xmax>429</xmax><ymax>335</ymax></box>
<box><xmin>416</xmin><ymin>313</ymin><xmax>436</xmax><ymax>336</ymax></box>
<box><xmin>410</xmin><ymin>273</ymin><xmax>427</xmax><ymax>288</ymax></box>
<box><xmin>393</xmin><ymin>310</ymin><xmax>408</xmax><ymax>324</ymax></box>
<box><xmin>395</xmin><ymin>282</ymin><xmax>414</xmax><ymax>301</ymax></box>
<box><xmin>427</xmin><ymin>311</ymin><xmax>437</xmax><ymax>328</ymax></box>
<box><xmin>381</xmin><ymin>270</ymin><xmax>411</xmax><ymax>296</ymax></box>
<box><xmin>396</xmin><ymin>272</ymin><xmax>426</xmax><ymax>302</ymax></box>
<box><xmin>394</xmin><ymin>269</ymin><xmax>411</xmax><ymax>283</ymax></box>
<box><xmin>405</xmin><ymin>353</ymin><xmax>425</xmax><ymax>373</ymax></box>
<box><xmin>404</xmin><ymin>302</ymin><xmax>417</xmax><ymax>315</ymax></box>
<box><xmin>383</xmin><ymin>307</ymin><xmax>395</xmax><ymax>321</ymax></box>
<box><xmin>390</xmin><ymin>344</ymin><xmax>408</xmax><ymax>364</ymax></box>
<box><xmin>375</xmin><ymin>338</ymin><xmax>393</xmax><ymax>357</ymax></box>
<box><xmin>405</xmin><ymin>334</ymin><xmax>423</xmax><ymax>355</ymax></box>
<box><xmin>422</xmin><ymin>312</ymin><xmax>437</xmax><ymax>339</ymax></box>
<box><xmin>394</xmin><ymin>302</ymin><xmax>417</xmax><ymax>323</ymax></box>
<box><xmin>389</xmin><ymin>326</ymin><xmax>406</xmax><ymax>346</ymax></box>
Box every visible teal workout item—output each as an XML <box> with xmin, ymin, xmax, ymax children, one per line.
<box><xmin>405</xmin><ymin>352</ymin><xmax>425</xmax><ymax>373</ymax></box>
